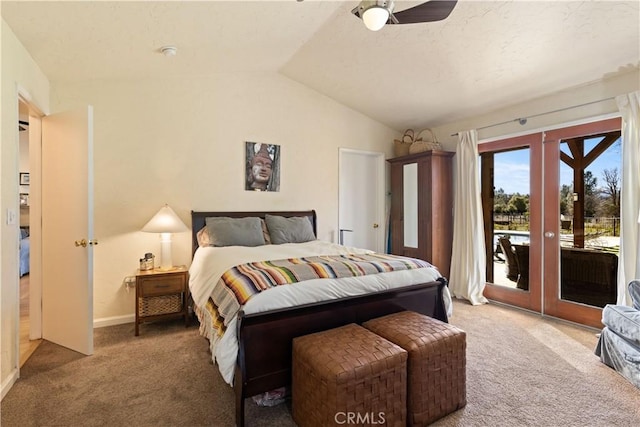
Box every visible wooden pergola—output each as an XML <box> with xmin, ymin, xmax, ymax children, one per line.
<box><xmin>560</xmin><ymin>130</ymin><xmax>621</xmax><ymax>248</ymax></box>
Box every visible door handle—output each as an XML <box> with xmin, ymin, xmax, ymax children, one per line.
<box><xmin>544</xmin><ymin>231</ymin><xmax>555</xmax><ymax>238</ymax></box>
<box><xmin>75</xmin><ymin>238</ymin><xmax>98</xmax><ymax>247</ymax></box>
<box><xmin>373</xmin><ymin>223</ymin><xmax>379</xmax><ymax>228</ymax></box>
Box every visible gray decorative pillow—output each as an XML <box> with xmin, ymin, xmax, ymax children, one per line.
<box><xmin>205</xmin><ymin>217</ymin><xmax>266</xmax><ymax>247</ymax></box>
<box><xmin>265</xmin><ymin>215</ymin><xmax>316</xmax><ymax>244</ymax></box>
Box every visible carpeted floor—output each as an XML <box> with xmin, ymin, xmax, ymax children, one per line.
<box><xmin>2</xmin><ymin>299</ymin><xmax>639</xmax><ymax>426</ymax></box>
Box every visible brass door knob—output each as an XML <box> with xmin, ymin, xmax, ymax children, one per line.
<box><xmin>74</xmin><ymin>239</ymin><xmax>87</xmax><ymax>247</ymax></box>
<box><xmin>373</xmin><ymin>223</ymin><xmax>379</xmax><ymax>228</ymax></box>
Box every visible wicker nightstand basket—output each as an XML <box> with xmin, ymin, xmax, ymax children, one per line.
<box><xmin>138</xmin><ymin>294</ymin><xmax>182</xmax><ymax>316</ymax></box>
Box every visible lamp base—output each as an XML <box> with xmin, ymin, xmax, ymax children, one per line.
<box><xmin>160</xmin><ymin>232</ymin><xmax>173</xmax><ymax>270</ymax></box>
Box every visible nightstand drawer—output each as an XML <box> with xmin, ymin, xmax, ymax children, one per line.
<box><xmin>138</xmin><ymin>275</ymin><xmax>185</xmax><ymax>296</ymax></box>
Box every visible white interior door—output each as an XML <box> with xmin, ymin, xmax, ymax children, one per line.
<box><xmin>338</xmin><ymin>149</ymin><xmax>385</xmax><ymax>252</ymax></box>
<box><xmin>41</xmin><ymin>107</ymin><xmax>94</xmax><ymax>355</ymax></box>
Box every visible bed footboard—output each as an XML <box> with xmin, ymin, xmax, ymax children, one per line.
<box><xmin>234</xmin><ymin>277</ymin><xmax>448</xmax><ymax>427</ymax></box>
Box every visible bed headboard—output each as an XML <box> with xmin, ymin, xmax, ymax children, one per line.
<box><xmin>190</xmin><ymin>210</ymin><xmax>317</xmax><ymax>257</ymax></box>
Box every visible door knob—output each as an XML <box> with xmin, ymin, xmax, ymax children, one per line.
<box><xmin>544</xmin><ymin>231</ymin><xmax>555</xmax><ymax>238</ymax></box>
<box><xmin>373</xmin><ymin>223</ymin><xmax>379</xmax><ymax>228</ymax></box>
<box><xmin>75</xmin><ymin>239</ymin><xmax>87</xmax><ymax>247</ymax></box>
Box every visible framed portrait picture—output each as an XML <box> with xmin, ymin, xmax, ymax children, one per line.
<box><xmin>19</xmin><ymin>172</ymin><xmax>30</xmax><ymax>185</ymax></box>
<box><xmin>245</xmin><ymin>142</ymin><xmax>280</xmax><ymax>192</ymax></box>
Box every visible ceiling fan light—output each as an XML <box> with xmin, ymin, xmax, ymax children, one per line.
<box><xmin>363</xmin><ymin>6</ymin><xmax>389</xmax><ymax>31</ymax></box>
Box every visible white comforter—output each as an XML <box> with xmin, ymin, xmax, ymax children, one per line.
<box><xmin>189</xmin><ymin>240</ymin><xmax>451</xmax><ymax>385</ymax></box>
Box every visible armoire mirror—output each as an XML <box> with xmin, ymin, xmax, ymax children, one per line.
<box><xmin>403</xmin><ymin>163</ymin><xmax>418</xmax><ymax>248</ymax></box>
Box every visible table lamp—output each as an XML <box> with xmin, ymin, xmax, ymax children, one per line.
<box><xmin>142</xmin><ymin>204</ymin><xmax>188</xmax><ymax>270</ymax></box>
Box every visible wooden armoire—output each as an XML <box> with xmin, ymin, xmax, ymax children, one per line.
<box><xmin>388</xmin><ymin>150</ymin><xmax>454</xmax><ymax>278</ymax></box>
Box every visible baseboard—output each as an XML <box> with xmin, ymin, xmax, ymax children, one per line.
<box><xmin>93</xmin><ymin>314</ymin><xmax>134</xmax><ymax>328</ymax></box>
<box><xmin>1</xmin><ymin>368</ymin><xmax>19</xmax><ymax>400</ymax></box>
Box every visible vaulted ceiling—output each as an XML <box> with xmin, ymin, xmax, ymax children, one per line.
<box><xmin>2</xmin><ymin>1</ymin><xmax>639</xmax><ymax>131</ymax></box>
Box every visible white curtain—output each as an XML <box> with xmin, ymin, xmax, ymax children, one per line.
<box><xmin>449</xmin><ymin>130</ymin><xmax>488</xmax><ymax>305</ymax></box>
<box><xmin>616</xmin><ymin>91</ymin><xmax>640</xmax><ymax>306</ymax></box>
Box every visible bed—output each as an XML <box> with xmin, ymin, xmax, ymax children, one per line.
<box><xmin>20</xmin><ymin>227</ymin><xmax>30</xmax><ymax>277</ymax></box>
<box><xmin>189</xmin><ymin>210</ymin><xmax>451</xmax><ymax>426</ymax></box>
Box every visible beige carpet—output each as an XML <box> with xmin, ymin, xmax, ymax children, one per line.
<box><xmin>2</xmin><ymin>299</ymin><xmax>639</xmax><ymax>426</ymax></box>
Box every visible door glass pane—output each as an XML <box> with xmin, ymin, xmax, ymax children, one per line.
<box><xmin>486</xmin><ymin>148</ymin><xmax>531</xmax><ymax>290</ymax></box>
<box><xmin>559</xmin><ymin>134</ymin><xmax>621</xmax><ymax>307</ymax></box>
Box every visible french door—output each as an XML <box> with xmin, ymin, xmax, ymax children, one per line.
<box><xmin>481</xmin><ymin>118</ymin><xmax>622</xmax><ymax>328</ymax></box>
<box><xmin>480</xmin><ymin>133</ymin><xmax>543</xmax><ymax>314</ymax></box>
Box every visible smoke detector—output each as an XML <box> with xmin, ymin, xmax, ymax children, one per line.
<box><xmin>160</xmin><ymin>46</ymin><xmax>177</xmax><ymax>57</ymax></box>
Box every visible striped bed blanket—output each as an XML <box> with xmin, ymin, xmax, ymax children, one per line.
<box><xmin>204</xmin><ymin>253</ymin><xmax>431</xmax><ymax>339</ymax></box>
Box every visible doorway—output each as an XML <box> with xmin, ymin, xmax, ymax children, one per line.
<box><xmin>338</xmin><ymin>149</ymin><xmax>386</xmax><ymax>252</ymax></box>
<box><xmin>18</xmin><ymin>98</ymin><xmax>42</xmax><ymax>366</ymax></box>
<box><xmin>480</xmin><ymin>118</ymin><xmax>622</xmax><ymax>328</ymax></box>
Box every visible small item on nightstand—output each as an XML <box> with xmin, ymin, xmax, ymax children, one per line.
<box><xmin>140</xmin><ymin>253</ymin><xmax>155</xmax><ymax>271</ymax></box>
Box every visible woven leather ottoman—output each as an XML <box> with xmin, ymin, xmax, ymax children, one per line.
<box><xmin>292</xmin><ymin>323</ymin><xmax>407</xmax><ymax>427</ymax></box>
<box><xmin>363</xmin><ymin>311</ymin><xmax>466</xmax><ymax>426</ymax></box>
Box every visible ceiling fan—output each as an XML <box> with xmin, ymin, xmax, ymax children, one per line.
<box><xmin>351</xmin><ymin>0</ymin><xmax>458</xmax><ymax>31</ymax></box>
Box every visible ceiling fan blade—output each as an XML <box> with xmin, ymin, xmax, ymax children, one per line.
<box><xmin>391</xmin><ymin>0</ymin><xmax>457</xmax><ymax>25</ymax></box>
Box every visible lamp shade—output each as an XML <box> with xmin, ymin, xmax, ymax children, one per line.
<box><xmin>142</xmin><ymin>205</ymin><xmax>188</xmax><ymax>233</ymax></box>
<box><xmin>363</xmin><ymin>6</ymin><xmax>389</xmax><ymax>31</ymax></box>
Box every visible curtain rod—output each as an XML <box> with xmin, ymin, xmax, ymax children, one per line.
<box><xmin>450</xmin><ymin>96</ymin><xmax>616</xmax><ymax>137</ymax></box>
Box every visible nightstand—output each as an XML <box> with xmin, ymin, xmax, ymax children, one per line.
<box><xmin>135</xmin><ymin>265</ymin><xmax>189</xmax><ymax>336</ymax></box>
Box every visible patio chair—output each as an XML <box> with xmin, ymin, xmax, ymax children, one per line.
<box><xmin>513</xmin><ymin>244</ymin><xmax>529</xmax><ymax>290</ymax></box>
<box><xmin>497</xmin><ymin>237</ymin><xmax>519</xmax><ymax>282</ymax></box>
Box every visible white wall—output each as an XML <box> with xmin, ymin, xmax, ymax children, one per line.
<box><xmin>49</xmin><ymin>72</ymin><xmax>398</xmax><ymax>323</ymax></box>
<box><xmin>1</xmin><ymin>18</ymin><xmax>49</xmax><ymax>396</ymax></box>
<box><xmin>432</xmin><ymin>70</ymin><xmax>639</xmax><ymax>149</ymax></box>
